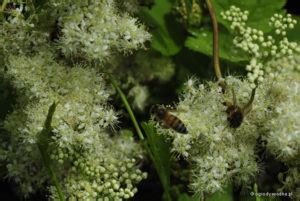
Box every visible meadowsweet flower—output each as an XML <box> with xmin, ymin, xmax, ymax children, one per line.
<box><xmin>279</xmin><ymin>168</ymin><xmax>300</xmax><ymax>200</ymax></box>
<box><xmin>265</xmin><ymin>71</ymin><xmax>300</xmax><ymax>163</ymax></box>
<box><xmin>44</xmin><ymin>0</ymin><xmax>151</xmax><ymax>64</ymax></box>
<box><xmin>1</xmin><ymin>52</ymin><xmax>146</xmax><ymax>199</ymax></box>
<box><xmin>0</xmin><ymin>8</ymin><xmax>47</xmax><ymax>55</ymax></box>
<box><xmin>154</xmin><ymin>76</ymin><xmax>277</xmax><ymax>194</ymax></box>
<box><xmin>221</xmin><ymin>6</ymin><xmax>299</xmax><ymax>87</ymax></box>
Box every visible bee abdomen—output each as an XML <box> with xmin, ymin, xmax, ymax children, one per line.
<box><xmin>168</xmin><ymin>116</ymin><xmax>188</xmax><ymax>134</ymax></box>
<box><xmin>175</xmin><ymin>122</ymin><xmax>188</xmax><ymax>134</ymax></box>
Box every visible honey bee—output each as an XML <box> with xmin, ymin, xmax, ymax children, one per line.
<box><xmin>224</xmin><ymin>101</ymin><xmax>244</xmax><ymax>128</ymax></box>
<box><xmin>150</xmin><ymin>105</ymin><xmax>188</xmax><ymax>134</ymax></box>
<box><xmin>224</xmin><ymin>88</ymin><xmax>255</xmax><ymax>128</ymax></box>
<box><xmin>50</xmin><ymin>20</ymin><xmax>62</xmax><ymax>42</ymax></box>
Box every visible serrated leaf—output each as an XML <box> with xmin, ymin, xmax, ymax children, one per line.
<box><xmin>207</xmin><ymin>183</ymin><xmax>234</xmax><ymax>201</ymax></box>
<box><xmin>211</xmin><ymin>0</ymin><xmax>286</xmax><ymax>32</ymax></box>
<box><xmin>139</xmin><ymin>0</ymin><xmax>181</xmax><ymax>56</ymax></box>
<box><xmin>185</xmin><ymin>28</ymin><xmax>249</xmax><ymax>62</ymax></box>
<box><xmin>142</xmin><ymin>122</ymin><xmax>172</xmax><ymax>201</ymax></box>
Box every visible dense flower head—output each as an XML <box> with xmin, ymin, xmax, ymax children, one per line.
<box><xmin>1</xmin><ymin>52</ymin><xmax>146</xmax><ymax>199</ymax></box>
<box><xmin>279</xmin><ymin>168</ymin><xmax>300</xmax><ymax>200</ymax></box>
<box><xmin>153</xmin><ymin>76</ymin><xmax>280</xmax><ymax>194</ymax></box>
<box><xmin>269</xmin><ymin>13</ymin><xmax>297</xmax><ymax>36</ymax></box>
<box><xmin>221</xmin><ymin>6</ymin><xmax>299</xmax><ymax>87</ymax></box>
<box><xmin>44</xmin><ymin>0</ymin><xmax>151</xmax><ymax>64</ymax></box>
<box><xmin>153</xmin><ymin>52</ymin><xmax>300</xmax><ymax>194</ymax></box>
<box><xmin>0</xmin><ymin>5</ymin><xmax>47</xmax><ymax>55</ymax></box>
<box><xmin>265</xmin><ymin>71</ymin><xmax>300</xmax><ymax>163</ymax></box>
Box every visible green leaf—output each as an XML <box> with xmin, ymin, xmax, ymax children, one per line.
<box><xmin>178</xmin><ymin>193</ymin><xmax>201</xmax><ymax>201</ymax></box>
<box><xmin>287</xmin><ymin>16</ymin><xmax>300</xmax><ymax>42</ymax></box>
<box><xmin>141</xmin><ymin>122</ymin><xmax>172</xmax><ymax>201</ymax></box>
<box><xmin>139</xmin><ymin>0</ymin><xmax>182</xmax><ymax>56</ymax></box>
<box><xmin>37</xmin><ymin>102</ymin><xmax>57</xmax><ymax>148</ymax></box>
<box><xmin>185</xmin><ymin>28</ymin><xmax>249</xmax><ymax>62</ymax></box>
<box><xmin>37</xmin><ymin>102</ymin><xmax>64</xmax><ymax>201</ymax></box>
<box><xmin>207</xmin><ymin>183</ymin><xmax>234</xmax><ymax>201</ymax></box>
<box><xmin>211</xmin><ymin>0</ymin><xmax>286</xmax><ymax>32</ymax></box>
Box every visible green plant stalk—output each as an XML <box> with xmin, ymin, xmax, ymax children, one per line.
<box><xmin>111</xmin><ymin>79</ymin><xmax>144</xmax><ymax>141</ymax></box>
<box><xmin>1</xmin><ymin>0</ymin><xmax>8</xmax><ymax>12</ymax></box>
<box><xmin>38</xmin><ymin>144</ymin><xmax>64</xmax><ymax>201</ymax></box>
<box><xmin>205</xmin><ymin>0</ymin><xmax>226</xmax><ymax>91</ymax></box>
<box><xmin>254</xmin><ymin>183</ymin><xmax>262</xmax><ymax>201</ymax></box>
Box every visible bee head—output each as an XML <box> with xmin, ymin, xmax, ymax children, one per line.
<box><xmin>150</xmin><ymin>105</ymin><xmax>166</xmax><ymax>118</ymax></box>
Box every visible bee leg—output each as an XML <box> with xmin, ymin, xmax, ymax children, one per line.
<box><xmin>161</xmin><ymin>122</ymin><xmax>171</xmax><ymax>129</ymax></box>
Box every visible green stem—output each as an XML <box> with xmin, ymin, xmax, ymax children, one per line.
<box><xmin>38</xmin><ymin>145</ymin><xmax>64</xmax><ymax>201</ymax></box>
<box><xmin>243</xmin><ymin>86</ymin><xmax>256</xmax><ymax>114</ymax></box>
<box><xmin>111</xmin><ymin>79</ymin><xmax>144</xmax><ymax>141</ymax></box>
<box><xmin>1</xmin><ymin>0</ymin><xmax>8</xmax><ymax>12</ymax></box>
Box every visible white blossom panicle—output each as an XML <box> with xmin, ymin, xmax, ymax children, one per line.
<box><xmin>154</xmin><ymin>66</ymin><xmax>300</xmax><ymax>195</ymax></box>
<box><xmin>265</xmin><ymin>71</ymin><xmax>300</xmax><ymax>163</ymax></box>
<box><xmin>269</xmin><ymin>13</ymin><xmax>297</xmax><ymax>36</ymax></box>
<box><xmin>0</xmin><ymin>6</ymin><xmax>47</xmax><ymax>55</ymax></box>
<box><xmin>45</xmin><ymin>0</ymin><xmax>151</xmax><ymax>64</ymax></box>
<box><xmin>154</xmin><ymin>77</ymin><xmax>273</xmax><ymax>194</ymax></box>
<box><xmin>1</xmin><ymin>52</ymin><xmax>146</xmax><ymax>199</ymax></box>
<box><xmin>221</xmin><ymin>6</ymin><xmax>299</xmax><ymax>87</ymax></box>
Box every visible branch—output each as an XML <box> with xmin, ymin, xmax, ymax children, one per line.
<box><xmin>0</xmin><ymin>0</ymin><xmax>8</xmax><ymax>12</ymax></box>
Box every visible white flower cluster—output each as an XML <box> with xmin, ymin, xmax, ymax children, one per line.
<box><xmin>266</xmin><ymin>72</ymin><xmax>300</xmax><ymax>162</ymax></box>
<box><xmin>155</xmin><ymin>77</ymin><xmax>274</xmax><ymax>194</ymax></box>
<box><xmin>221</xmin><ymin>6</ymin><xmax>299</xmax><ymax>87</ymax></box>
<box><xmin>269</xmin><ymin>13</ymin><xmax>297</xmax><ymax>36</ymax></box>
<box><xmin>0</xmin><ymin>7</ymin><xmax>47</xmax><ymax>55</ymax></box>
<box><xmin>280</xmin><ymin>168</ymin><xmax>300</xmax><ymax>200</ymax></box>
<box><xmin>1</xmin><ymin>52</ymin><xmax>146</xmax><ymax>199</ymax></box>
<box><xmin>45</xmin><ymin>0</ymin><xmax>151</xmax><ymax>63</ymax></box>
<box><xmin>154</xmin><ymin>56</ymin><xmax>300</xmax><ymax>195</ymax></box>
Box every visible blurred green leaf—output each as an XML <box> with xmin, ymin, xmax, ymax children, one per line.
<box><xmin>139</xmin><ymin>0</ymin><xmax>181</xmax><ymax>56</ymax></box>
<box><xmin>207</xmin><ymin>183</ymin><xmax>234</xmax><ymax>201</ymax></box>
<box><xmin>142</xmin><ymin>122</ymin><xmax>172</xmax><ymax>201</ymax></box>
<box><xmin>287</xmin><ymin>16</ymin><xmax>300</xmax><ymax>42</ymax></box>
<box><xmin>178</xmin><ymin>193</ymin><xmax>201</xmax><ymax>201</ymax></box>
<box><xmin>211</xmin><ymin>0</ymin><xmax>286</xmax><ymax>32</ymax></box>
<box><xmin>185</xmin><ymin>28</ymin><xmax>249</xmax><ymax>62</ymax></box>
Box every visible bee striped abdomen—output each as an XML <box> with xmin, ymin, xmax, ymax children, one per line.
<box><xmin>150</xmin><ymin>105</ymin><xmax>188</xmax><ymax>134</ymax></box>
<box><xmin>165</xmin><ymin>114</ymin><xmax>188</xmax><ymax>134</ymax></box>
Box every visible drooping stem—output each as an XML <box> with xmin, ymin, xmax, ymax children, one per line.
<box><xmin>111</xmin><ymin>79</ymin><xmax>145</xmax><ymax>141</ymax></box>
<box><xmin>243</xmin><ymin>87</ymin><xmax>256</xmax><ymax>114</ymax></box>
<box><xmin>205</xmin><ymin>0</ymin><xmax>226</xmax><ymax>90</ymax></box>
